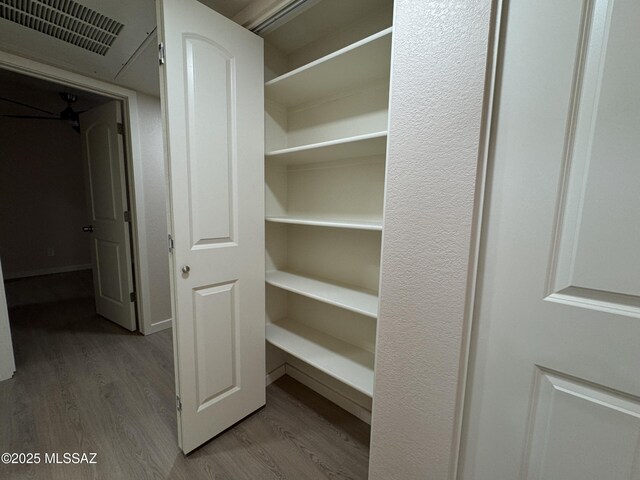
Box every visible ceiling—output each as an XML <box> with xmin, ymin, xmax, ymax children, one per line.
<box><xmin>0</xmin><ymin>0</ymin><xmax>255</xmax><ymax>97</ymax></box>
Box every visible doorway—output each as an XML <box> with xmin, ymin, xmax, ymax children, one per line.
<box><xmin>0</xmin><ymin>63</ymin><xmax>180</xmax><ymax>474</ymax></box>
<box><xmin>0</xmin><ymin>68</ymin><xmax>143</xmax><ymax>332</ymax></box>
<box><xmin>0</xmin><ymin>59</ymin><xmax>173</xmax><ymax>338</ymax></box>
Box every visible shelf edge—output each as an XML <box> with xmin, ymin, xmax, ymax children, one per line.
<box><xmin>266</xmin><ymin>321</ymin><xmax>374</xmax><ymax>397</ymax></box>
<box><xmin>265</xmin><ymin>216</ymin><xmax>383</xmax><ymax>231</ymax></box>
<box><xmin>265</xmin><ymin>26</ymin><xmax>393</xmax><ymax>88</ymax></box>
<box><xmin>266</xmin><ymin>271</ymin><xmax>378</xmax><ymax>319</ymax></box>
<box><xmin>265</xmin><ymin>131</ymin><xmax>388</xmax><ymax>158</ymax></box>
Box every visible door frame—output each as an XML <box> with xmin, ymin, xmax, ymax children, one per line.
<box><xmin>453</xmin><ymin>0</ymin><xmax>503</xmax><ymax>477</ymax></box>
<box><xmin>0</xmin><ymin>48</ymin><xmax>170</xmax><ymax>335</ymax></box>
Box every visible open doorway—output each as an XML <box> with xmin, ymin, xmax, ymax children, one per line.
<box><xmin>0</xmin><ymin>66</ymin><xmax>172</xmax><ymax>338</ymax></box>
<box><xmin>0</xmin><ymin>67</ymin><xmax>171</xmax><ymax>333</ymax></box>
<box><xmin>0</xmin><ymin>70</ymin><xmax>133</xmax><ymax>327</ymax></box>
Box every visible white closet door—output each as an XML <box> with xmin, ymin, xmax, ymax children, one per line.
<box><xmin>157</xmin><ymin>0</ymin><xmax>265</xmax><ymax>453</ymax></box>
<box><xmin>462</xmin><ymin>0</ymin><xmax>640</xmax><ymax>478</ymax></box>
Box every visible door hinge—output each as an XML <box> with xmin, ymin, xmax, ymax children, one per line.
<box><xmin>158</xmin><ymin>42</ymin><xmax>166</xmax><ymax>65</ymax></box>
<box><xmin>176</xmin><ymin>395</ymin><xmax>182</xmax><ymax>412</ymax></box>
<box><xmin>168</xmin><ymin>233</ymin><xmax>174</xmax><ymax>253</ymax></box>
<box><xmin>130</xmin><ymin>291</ymin><xmax>137</xmax><ymax>303</ymax></box>
<box><xmin>124</xmin><ymin>210</ymin><xmax>131</xmax><ymax>222</ymax></box>
<box><xmin>117</xmin><ymin>123</ymin><xmax>124</xmax><ymax>135</ymax></box>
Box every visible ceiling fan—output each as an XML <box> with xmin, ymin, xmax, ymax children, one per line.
<box><xmin>0</xmin><ymin>92</ymin><xmax>86</xmax><ymax>133</ymax></box>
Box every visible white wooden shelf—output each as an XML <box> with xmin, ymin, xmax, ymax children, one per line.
<box><xmin>265</xmin><ymin>28</ymin><xmax>392</xmax><ymax>107</ymax></box>
<box><xmin>266</xmin><ymin>270</ymin><xmax>378</xmax><ymax>318</ymax></box>
<box><xmin>266</xmin><ymin>319</ymin><xmax>375</xmax><ymax>396</ymax></box>
<box><xmin>265</xmin><ymin>216</ymin><xmax>382</xmax><ymax>231</ymax></box>
<box><xmin>266</xmin><ymin>131</ymin><xmax>387</xmax><ymax>165</ymax></box>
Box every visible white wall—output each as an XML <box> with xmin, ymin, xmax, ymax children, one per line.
<box><xmin>368</xmin><ymin>1</ymin><xmax>492</xmax><ymax>478</ymax></box>
<box><xmin>0</xmin><ymin>117</ymin><xmax>91</xmax><ymax>278</ymax></box>
<box><xmin>136</xmin><ymin>93</ymin><xmax>172</xmax><ymax>329</ymax></box>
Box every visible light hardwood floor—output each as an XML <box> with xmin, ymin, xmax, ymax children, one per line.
<box><xmin>0</xmin><ymin>272</ymin><xmax>370</xmax><ymax>479</ymax></box>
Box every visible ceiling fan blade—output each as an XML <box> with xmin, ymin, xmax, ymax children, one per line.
<box><xmin>0</xmin><ymin>96</ymin><xmax>56</xmax><ymax>115</ymax></box>
<box><xmin>1</xmin><ymin>114</ymin><xmax>62</xmax><ymax>120</ymax></box>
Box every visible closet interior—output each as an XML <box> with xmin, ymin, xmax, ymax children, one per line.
<box><xmin>261</xmin><ymin>0</ymin><xmax>394</xmax><ymax>422</ymax></box>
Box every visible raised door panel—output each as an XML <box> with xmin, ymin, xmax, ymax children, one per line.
<box><xmin>95</xmin><ymin>239</ymin><xmax>124</xmax><ymax>304</ymax></box>
<box><xmin>549</xmin><ymin>0</ymin><xmax>640</xmax><ymax>317</ymax></box>
<box><xmin>86</xmin><ymin>124</ymin><xmax>118</xmax><ymax>222</ymax></box>
<box><xmin>193</xmin><ymin>282</ymin><xmax>238</xmax><ymax>409</ymax></box>
<box><xmin>184</xmin><ymin>36</ymin><xmax>235</xmax><ymax>246</ymax></box>
<box><xmin>523</xmin><ymin>369</ymin><xmax>640</xmax><ymax>480</ymax></box>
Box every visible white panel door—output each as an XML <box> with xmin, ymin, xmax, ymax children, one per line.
<box><xmin>80</xmin><ymin>101</ymin><xmax>136</xmax><ymax>331</ymax></box>
<box><xmin>157</xmin><ymin>0</ymin><xmax>265</xmax><ymax>453</ymax></box>
<box><xmin>462</xmin><ymin>0</ymin><xmax>640</xmax><ymax>478</ymax></box>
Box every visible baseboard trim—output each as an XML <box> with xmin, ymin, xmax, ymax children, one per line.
<box><xmin>284</xmin><ymin>363</ymin><xmax>372</xmax><ymax>424</ymax></box>
<box><xmin>266</xmin><ymin>364</ymin><xmax>286</xmax><ymax>386</ymax></box>
<box><xmin>4</xmin><ymin>264</ymin><xmax>92</xmax><ymax>280</ymax></box>
<box><xmin>142</xmin><ymin>317</ymin><xmax>173</xmax><ymax>335</ymax></box>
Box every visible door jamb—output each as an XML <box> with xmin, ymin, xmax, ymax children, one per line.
<box><xmin>0</xmin><ymin>49</ymin><xmax>167</xmax><ymax>336</ymax></box>
<box><xmin>453</xmin><ymin>0</ymin><xmax>505</xmax><ymax>477</ymax></box>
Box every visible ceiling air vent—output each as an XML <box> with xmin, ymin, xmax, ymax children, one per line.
<box><xmin>0</xmin><ymin>0</ymin><xmax>124</xmax><ymax>56</ymax></box>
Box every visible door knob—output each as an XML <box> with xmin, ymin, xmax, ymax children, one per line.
<box><xmin>82</xmin><ymin>225</ymin><xmax>93</xmax><ymax>233</ymax></box>
<box><xmin>181</xmin><ymin>265</ymin><xmax>191</xmax><ymax>274</ymax></box>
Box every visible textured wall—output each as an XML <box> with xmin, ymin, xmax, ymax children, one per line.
<box><xmin>368</xmin><ymin>1</ymin><xmax>492</xmax><ymax>478</ymax></box>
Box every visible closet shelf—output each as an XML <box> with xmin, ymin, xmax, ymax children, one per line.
<box><xmin>265</xmin><ymin>27</ymin><xmax>392</xmax><ymax>107</ymax></box>
<box><xmin>266</xmin><ymin>131</ymin><xmax>387</xmax><ymax>165</ymax></box>
<box><xmin>266</xmin><ymin>319</ymin><xmax>375</xmax><ymax>397</ymax></box>
<box><xmin>266</xmin><ymin>270</ymin><xmax>378</xmax><ymax>318</ymax></box>
<box><xmin>266</xmin><ymin>216</ymin><xmax>382</xmax><ymax>231</ymax></box>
